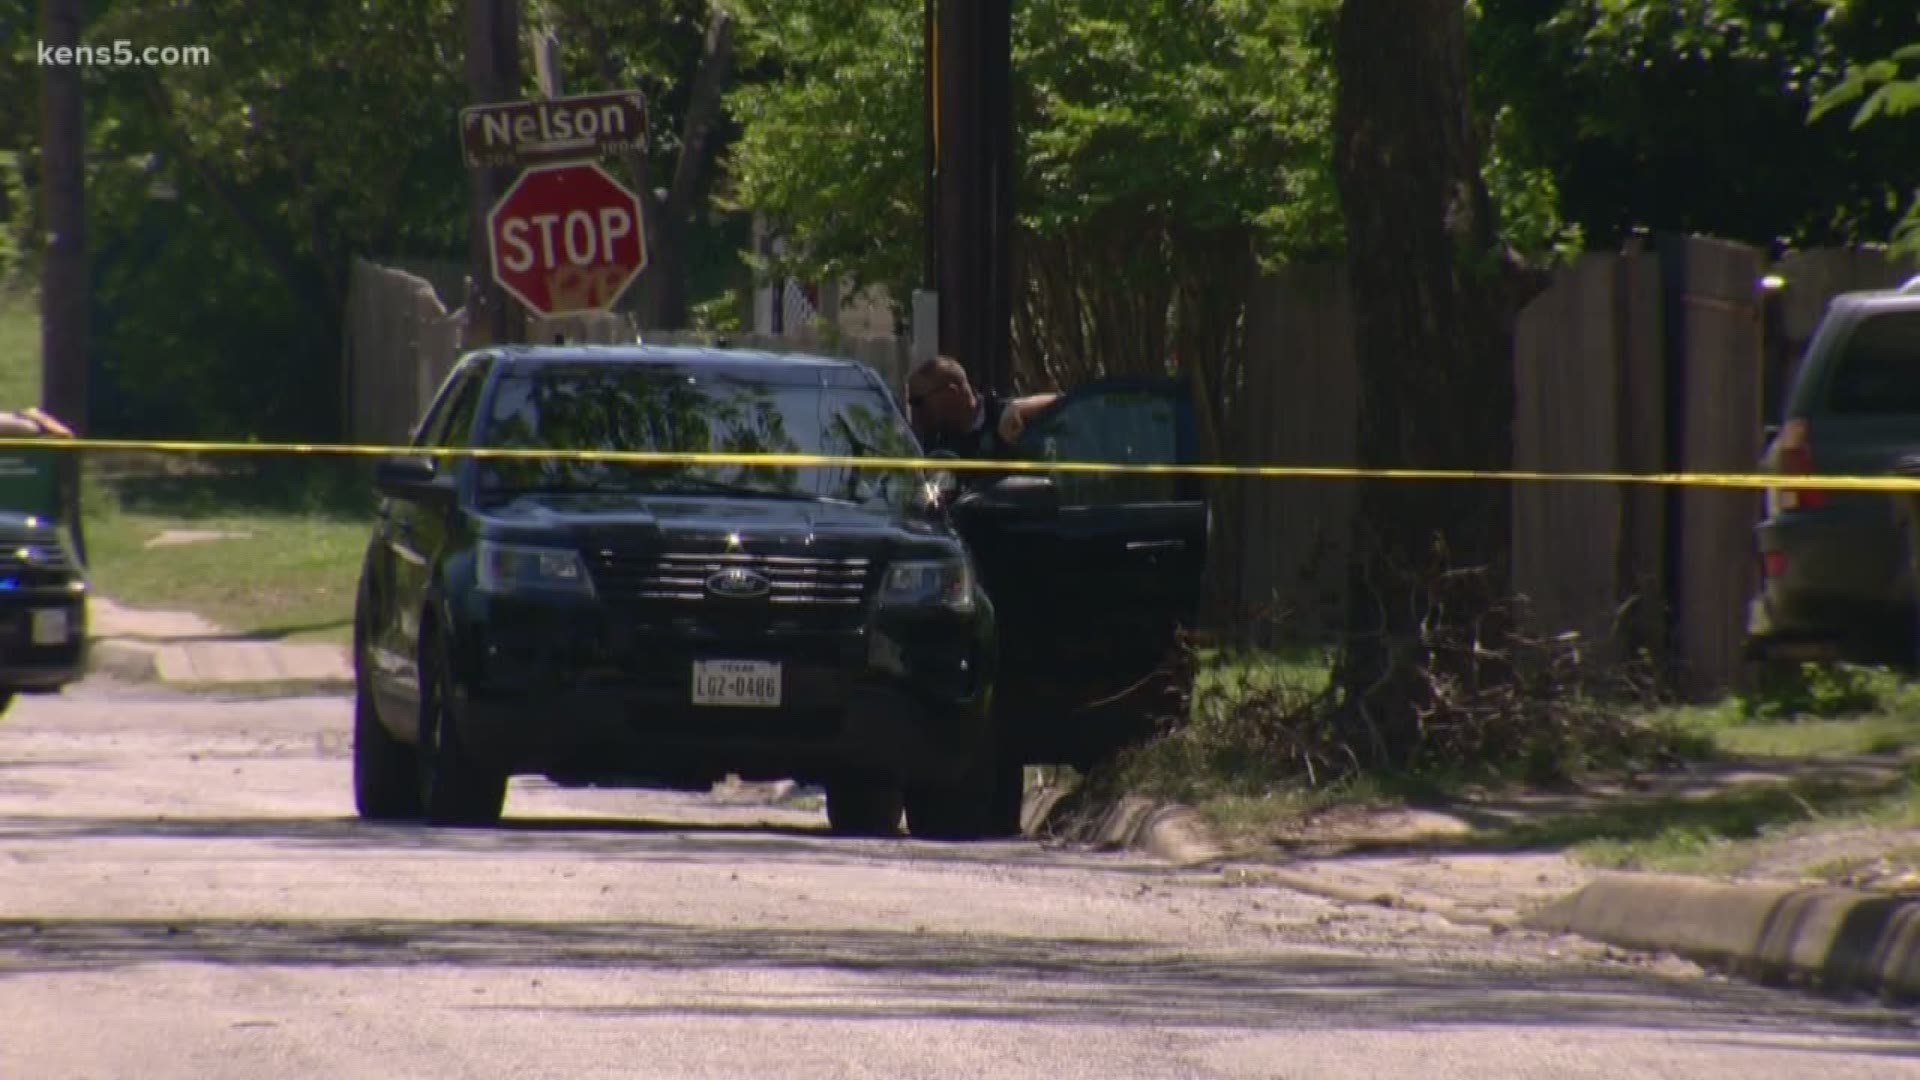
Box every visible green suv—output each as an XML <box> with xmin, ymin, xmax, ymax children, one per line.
<box><xmin>1747</xmin><ymin>274</ymin><xmax>1920</xmax><ymax>667</ymax></box>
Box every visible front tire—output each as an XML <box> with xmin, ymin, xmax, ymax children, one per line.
<box><xmin>825</xmin><ymin>779</ymin><xmax>904</xmax><ymax>837</ymax></box>
<box><xmin>353</xmin><ymin>676</ymin><xmax>422</xmax><ymax>820</ymax></box>
<box><xmin>352</xmin><ymin>615</ymin><xmax>421</xmax><ymax>821</ymax></box>
<box><xmin>418</xmin><ymin>629</ymin><xmax>508</xmax><ymax>827</ymax></box>
<box><xmin>905</xmin><ymin>749</ymin><xmax>1024</xmax><ymax>841</ymax></box>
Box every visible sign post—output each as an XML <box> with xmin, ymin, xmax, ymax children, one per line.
<box><xmin>485</xmin><ymin>161</ymin><xmax>649</xmax><ymax>317</ymax></box>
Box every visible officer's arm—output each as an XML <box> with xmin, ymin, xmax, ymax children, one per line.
<box><xmin>996</xmin><ymin>393</ymin><xmax>1062</xmax><ymax>445</ymax></box>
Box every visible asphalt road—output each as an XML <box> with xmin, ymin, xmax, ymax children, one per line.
<box><xmin>2</xmin><ymin>677</ymin><xmax>1917</xmax><ymax>1079</ymax></box>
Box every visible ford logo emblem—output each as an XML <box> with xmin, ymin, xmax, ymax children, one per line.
<box><xmin>705</xmin><ymin>568</ymin><xmax>770</xmax><ymax>599</ymax></box>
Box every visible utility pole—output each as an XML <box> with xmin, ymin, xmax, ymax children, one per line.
<box><xmin>464</xmin><ymin>0</ymin><xmax>526</xmax><ymax>348</ymax></box>
<box><xmin>928</xmin><ymin>0</ymin><xmax>1013</xmax><ymax>394</ymax></box>
<box><xmin>39</xmin><ymin>0</ymin><xmax>88</xmax><ymax>562</ymax></box>
<box><xmin>39</xmin><ymin>0</ymin><xmax>87</xmax><ymax>431</ymax></box>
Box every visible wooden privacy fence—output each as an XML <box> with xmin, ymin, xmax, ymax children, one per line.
<box><xmin>342</xmin><ymin>258</ymin><xmax>465</xmax><ymax>448</ymax></box>
<box><xmin>1238</xmin><ymin>237</ymin><xmax>1917</xmax><ymax>700</ymax></box>
<box><xmin>342</xmin><ymin>258</ymin><xmax>913</xmax><ymax>448</ymax></box>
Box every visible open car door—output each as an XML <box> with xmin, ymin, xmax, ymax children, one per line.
<box><xmin>949</xmin><ymin>378</ymin><xmax>1209</xmax><ymax>767</ymax></box>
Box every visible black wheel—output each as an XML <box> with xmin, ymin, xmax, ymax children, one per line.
<box><xmin>825</xmin><ymin>779</ymin><xmax>904</xmax><ymax>837</ymax></box>
<box><xmin>353</xmin><ymin>675</ymin><xmax>422</xmax><ymax>820</ymax></box>
<box><xmin>418</xmin><ymin>629</ymin><xmax>507</xmax><ymax>827</ymax></box>
<box><xmin>352</xmin><ymin>613</ymin><xmax>421</xmax><ymax>821</ymax></box>
<box><xmin>905</xmin><ymin>749</ymin><xmax>1024</xmax><ymax>841</ymax></box>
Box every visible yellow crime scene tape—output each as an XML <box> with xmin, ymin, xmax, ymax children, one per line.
<box><xmin>3</xmin><ymin>435</ymin><xmax>1920</xmax><ymax>493</ymax></box>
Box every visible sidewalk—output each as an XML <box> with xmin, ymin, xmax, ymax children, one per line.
<box><xmin>87</xmin><ymin>596</ymin><xmax>352</xmax><ymax>691</ymax></box>
<box><xmin>1037</xmin><ymin>772</ymin><xmax>1920</xmax><ymax>1001</ymax></box>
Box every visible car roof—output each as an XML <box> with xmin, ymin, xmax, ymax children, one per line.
<box><xmin>489</xmin><ymin>343</ymin><xmax>868</xmax><ymax>372</ymax></box>
<box><xmin>479</xmin><ymin>343</ymin><xmax>885</xmax><ymax>389</ymax></box>
<box><xmin>1833</xmin><ymin>283</ymin><xmax>1920</xmax><ymax>309</ymax></box>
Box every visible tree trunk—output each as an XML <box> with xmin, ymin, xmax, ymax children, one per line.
<box><xmin>464</xmin><ymin>0</ymin><xmax>525</xmax><ymax>349</ymax></box>
<box><xmin>1329</xmin><ymin>0</ymin><xmax>1528</xmax><ymax>766</ymax></box>
<box><xmin>39</xmin><ymin>0</ymin><xmax>86</xmax><ymax>433</ymax></box>
<box><xmin>40</xmin><ymin>0</ymin><xmax>88</xmax><ymax>563</ymax></box>
<box><xmin>631</xmin><ymin>6</ymin><xmax>735</xmax><ymax>331</ymax></box>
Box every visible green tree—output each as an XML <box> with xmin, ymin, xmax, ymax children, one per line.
<box><xmin>2</xmin><ymin>0</ymin><xmax>750</xmax><ymax>438</ymax></box>
<box><xmin>722</xmin><ymin>0</ymin><xmax>1569</xmax><ymax>630</ymax></box>
<box><xmin>0</xmin><ymin>0</ymin><xmax>41</xmax><ymax>282</ymax></box>
<box><xmin>1474</xmin><ymin>0</ymin><xmax>1920</xmax><ymax>250</ymax></box>
<box><xmin>71</xmin><ymin>0</ymin><xmax>469</xmax><ymax>438</ymax></box>
<box><xmin>1811</xmin><ymin>41</ymin><xmax>1920</xmax><ymax>256</ymax></box>
<box><xmin>547</xmin><ymin>0</ymin><xmax>746</xmax><ymax>329</ymax></box>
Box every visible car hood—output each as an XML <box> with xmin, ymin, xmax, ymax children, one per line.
<box><xmin>473</xmin><ymin>492</ymin><xmax>952</xmax><ymax>548</ymax></box>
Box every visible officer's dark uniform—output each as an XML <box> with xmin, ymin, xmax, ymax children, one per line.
<box><xmin>919</xmin><ymin>391</ymin><xmax>1013</xmax><ymax>459</ymax></box>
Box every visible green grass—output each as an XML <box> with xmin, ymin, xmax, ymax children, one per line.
<box><xmin>1682</xmin><ymin>710</ymin><xmax>1920</xmax><ymax>759</ymax></box>
<box><xmin>1490</xmin><ymin>709</ymin><xmax>1920</xmax><ymax>879</ymax></box>
<box><xmin>1191</xmin><ymin>645</ymin><xmax>1335</xmax><ymax>699</ymax></box>
<box><xmin>0</xmin><ymin>289</ymin><xmax>369</xmax><ymax>642</ymax></box>
<box><xmin>1502</xmin><ymin>767</ymin><xmax>1919</xmax><ymax>867</ymax></box>
<box><xmin>0</xmin><ymin>288</ymin><xmax>40</xmax><ymax>408</ymax></box>
<box><xmin>80</xmin><ymin>460</ymin><xmax>372</xmax><ymax>643</ymax></box>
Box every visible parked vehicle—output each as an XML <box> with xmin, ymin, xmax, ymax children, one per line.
<box><xmin>1747</xmin><ymin>275</ymin><xmax>1920</xmax><ymax>668</ymax></box>
<box><xmin>350</xmin><ymin>344</ymin><xmax>1208</xmax><ymax>839</ymax></box>
<box><xmin>0</xmin><ymin>438</ymin><xmax>90</xmax><ymax>716</ymax></box>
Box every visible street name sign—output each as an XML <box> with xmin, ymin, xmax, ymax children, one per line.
<box><xmin>461</xmin><ymin>91</ymin><xmax>648</xmax><ymax>169</ymax></box>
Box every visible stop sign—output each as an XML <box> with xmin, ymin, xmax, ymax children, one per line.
<box><xmin>486</xmin><ymin>162</ymin><xmax>648</xmax><ymax>316</ymax></box>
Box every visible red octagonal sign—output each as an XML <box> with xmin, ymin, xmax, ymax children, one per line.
<box><xmin>487</xmin><ymin>162</ymin><xmax>648</xmax><ymax>317</ymax></box>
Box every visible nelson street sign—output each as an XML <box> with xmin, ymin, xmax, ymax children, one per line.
<box><xmin>460</xmin><ymin>91</ymin><xmax>649</xmax><ymax>169</ymax></box>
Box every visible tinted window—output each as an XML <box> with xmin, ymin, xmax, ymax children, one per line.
<box><xmin>412</xmin><ymin>373</ymin><xmax>466</xmax><ymax>447</ymax></box>
<box><xmin>1021</xmin><ymin>388</ymin><xmax>1183</xmax><ymax>504</ymax></box>
<box><xmin>1827</xmin><ymin>310</ymin><xmax>1920</xmax><ymax>415</ymax></box>
<box><xmin>414</xmin><ymin>361</ymin><xmax>486</xmax><ymax>447</ymax></box>
<box><xmin>475</xmin><ymin>363</ymin><xmax>922</xmax><ymax>506</ymax></box>
<box><xmin>436</xmin><ymin>371</ymin><xmax>486</xmax><ymax>447</ymax></box>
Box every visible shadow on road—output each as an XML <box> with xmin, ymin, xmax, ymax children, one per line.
<box><xmin>0</xmin><ymin>812</ymin><xmax>1165</xmax><ymax>873</ymax></box>
<box><xmin>0</xmin><ymin>913</ymin><xmax>1915</xmax><ymax>1044</ymax></box>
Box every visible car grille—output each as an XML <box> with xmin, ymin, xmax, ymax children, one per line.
<box><xmin>588</xmin><ymin>549</ymin><xmax>874</xmax><ymax>609</ymax></box>
<box><xmin>0</xmin><ymin>525</ymin><xmax>76</xmax><ymax>574</ymax></box>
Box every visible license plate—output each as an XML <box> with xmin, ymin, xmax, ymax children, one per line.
<box><xmin>691</xmin><ymin>660</ymin><xmax>781</xmax><ymax>707</ymax></box>
<box><xmin>31</xmin><ymin>608</ymin><xmax>68</xmax><ymax>645</ymax></box>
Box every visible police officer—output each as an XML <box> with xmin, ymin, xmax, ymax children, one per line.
<box><xmin>905</xmin><ymin>356</ymin><xmax>1058</xmax><ymax>458</ymax></box>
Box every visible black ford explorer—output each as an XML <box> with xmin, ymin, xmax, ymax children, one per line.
<box><xmin>351</xmin><ymin>345</ymin><xmax>1207</xmax><ymax>840</ymax></box>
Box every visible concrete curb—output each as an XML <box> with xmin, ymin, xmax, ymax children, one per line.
<box><xmin>86</xmin><ymin>638</ymin><xmax>159</xmax><ymax>682</ymax></box>
<box><xmin>1523</xmin><ymin>872</ymin><xmax>1920</xmax><ymax>1001</ymax></box>
<box><xmin>83</xmin><ymin>637</ymin><xmax>353</xmax><ymax>697</ymax></box>
<box><xmin>1027</xmin><ymin>785</ymin><xmax>1228</xmax><ymax>866</ymax></box>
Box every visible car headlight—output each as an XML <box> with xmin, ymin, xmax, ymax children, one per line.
<box><xmin>476</xmin><ymin>540</ymin><xmax>595</xmax><ymax>597</ymax></box>
<box><xmin>878</xmin><ymin>557</ymin><xmax>975</xmax><ymax>612</ymax></box>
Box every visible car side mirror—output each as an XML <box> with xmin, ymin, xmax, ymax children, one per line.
<box><xmin>374</xmin><ymin>455</ymin><xmax>452</xmax><ymax>502</ymax></box>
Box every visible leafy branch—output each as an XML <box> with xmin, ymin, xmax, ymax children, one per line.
<box><xmin>1812</xmin><ymin>41</ymin><xmax>1920</xmax><ymax>256</ymax></box>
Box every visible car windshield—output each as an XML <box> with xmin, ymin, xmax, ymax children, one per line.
<box><xmin>474</xmin><ymin>362</ymin><xmax>925</xmax><ymax>507</ymax></box>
